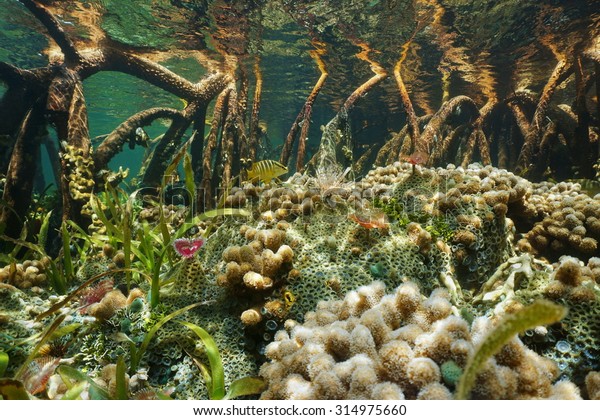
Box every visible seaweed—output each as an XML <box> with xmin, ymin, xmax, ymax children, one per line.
<box><xmin>0</xmin><ymin>351</ymin><xmax>8</xmax><ymax>377</ymax></box>
<box><xmin>456</xmin><ymin>300</ymin><xmax>568</xmax><ymax>399</ymax></box>
<box><xmin>373</xmin><ymin>196</ymin><xmax>453</xmax><ymax>240</ymax></box>
<box><xmin>178</xmin><ymin>320</ymin><xmax>265</xmax><ymax>400</ymax></box>
<box><xmin>57</xmin><ymin>365</ymin><xmax>110</xmax><ymax>400</ymax></box>
<box><xmin>129</xmin><ymin>302</ymin><xmax>204</xmax><ymax>373</ymax></box>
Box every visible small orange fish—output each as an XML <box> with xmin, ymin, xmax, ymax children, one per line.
<box><xmin>348</xmin><ymin>209</ymin><xmax>389</xmax><ymax>230</ymax></box>
<box><xmin>403</xmin><ymin>150</ymin><xmax>429</xmax><ymax>166</ymax></box>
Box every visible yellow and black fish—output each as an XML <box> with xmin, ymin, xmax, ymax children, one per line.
<box><xmin>245</xmin><ymin>159</ymin><xmax>288</xmax><ymax>184</ymax></box>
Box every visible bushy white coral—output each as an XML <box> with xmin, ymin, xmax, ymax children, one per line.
<box><xmin>260</xmin><ymin>281</ymin><xmax>578</xmax><ymax>400</ymax></box>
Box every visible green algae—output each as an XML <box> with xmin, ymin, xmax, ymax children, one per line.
<box><xmin>373</xmin><ymin>196</ymin><xmax>453</xmax><ymax>241</ymax></box>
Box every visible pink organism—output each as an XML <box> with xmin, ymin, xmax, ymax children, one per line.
<box><xmin>348</xmin><ymin>208</ymin><xmax>389</xmax><ymax>230</ymax></box>
<box><xmin>173</xmin><ymin>237</ymin><xmax>206</xmax><ymax>259</ymax></box>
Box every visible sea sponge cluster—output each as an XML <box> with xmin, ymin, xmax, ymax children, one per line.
<box><xmin>215</xmin><ymin>225</ymin><xmax>294</xmax><ymax>331</ymax></box>
<box><xmin>61</xmin><ymin>142</ymin><xmax>95</xmax><ymax>214</ymax></box>
<box><xmin>260</xmin><ymin>281</ymin><xmax>573</xmax><ymax>399</ymax></box>
<box><xmin>138</xmin><ymin>203</ymin><xmax>187</xmax><ymax>230</ymax></box>
<box><xmin>362</xmin><ymin>163</ymin><xmax>532</xmax><ymax>213</ymax></box>
<box><xmin>86</xmin><ymin>287</ymin><xmax>145</xmax><ymax>321</ymax></box>
<box><xmin>257</xmin><ymin>184</ymin><xmax>321</xmax><ymax>222</ymax></box>
<box><xmin>518</xmin><ymin>181</ymin><xmax>600</xmax><ymax>260</ymax></box>
<box><xmin>0</xmin><ymin>257</ymin><xmax>51</xmax><ymax>289</ymax></box>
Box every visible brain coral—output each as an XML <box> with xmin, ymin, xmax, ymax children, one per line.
<box><xmin>260</xmin><ymin>281</ymin><xmax>579</xmax><ymax>400</ymax></box>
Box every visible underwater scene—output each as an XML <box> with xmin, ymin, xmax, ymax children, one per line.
<box><xmin>0</xmin><ymin>0</ymin><xmax>600</xmax><ymax>401</ymax></box>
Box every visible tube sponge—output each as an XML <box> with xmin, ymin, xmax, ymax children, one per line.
<box><xmin>371</xmin><ymin>382</ymin><xmax>405</xmax><ymax>399</ymax></box>
<box><xmin>553</xmin><ymin>257</ymin><xmax>582</xmax><ymax>286</ymax></box>
<box><xmin>243</xmin><ymin>271</ymin><xmax>273</xmax><ymax>290</ymax></box>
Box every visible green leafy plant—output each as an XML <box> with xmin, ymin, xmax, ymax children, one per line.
<box><xmin>373</xmin><ymin>196</ymin><xmax>454</xmax><ymax>240</ymax></box>
<box><xmin>115</xmin><ymin>355</ymin><xmax>129</xmax><ymax>400</ymax></box>
<box><xmin>178</xmin><ymin>320</ymin><xmax>265</xmax><ymax>400</ymax></box>
<box><xmin>0</xmin><ymin>351</ymin><xmax>8</xmax><ymax>377</ymax></box>
<box><xmin>0</xmin><ymin>378</ymin><xmax>30</xmax><ymax>400</ymax></box>
<box><xmin>129</xmin><ymin>302</ymin><xmax>204</xmax><ymax>372</ymax></box>
<box><xmin>456</xmin><ymin>299</ymin><xmax>567</xmax><ymax>399</ymax></box>
<box><xmin>57</xmin><ymin>365</ymin><xmax>110</xmax><ymax>400</ymax></box>
<box><xmin>373</xmin><ymin>197</ymin><xmax>404</xmax><ymax>222</ymax></box>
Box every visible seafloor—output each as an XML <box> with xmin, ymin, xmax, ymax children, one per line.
<box><xmin>1</xmin><ymin>162</ymin><xmax>600</xmax><ymax>399</ymax></box>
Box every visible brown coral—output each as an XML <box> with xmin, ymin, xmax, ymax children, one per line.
<box><xmin>586</xmin><ymin>371</ymin><xmax>600</xmax><ymax>400</ymax></box>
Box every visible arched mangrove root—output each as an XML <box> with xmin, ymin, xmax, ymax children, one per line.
<box><xmin>516</xmin><ymin>59</ymin><xmax>573</xmax><ymax>174</ymax></box>
<box><xmin>412</xmin><ymin>95</ymin><xmax>479</xmax><ymax>162</ymax></box>
<box><xmin>460</xmin><ymin>100</ymin><xmax>496</xmax><ymax>167</ymax></box>
<box><xmin>202</xmin><ymin>87</ymin><xmax>231</xmax><ymax>209</ymax></box>
<box><xmin>93</xmin><ymin>108</ymin><xmax>185</xmax><ymax>173</ymax></box>
<box><xmin>280</xmin><ymin>43</ymin><xmax>328</xmax><ymax>171</ymax></box>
